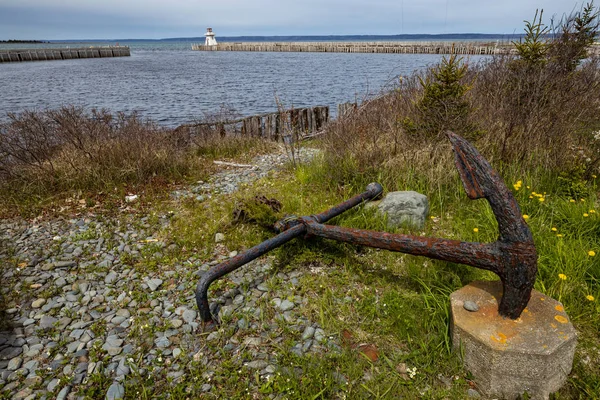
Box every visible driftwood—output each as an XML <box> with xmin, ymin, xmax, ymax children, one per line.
<box><xmin>213</xmin><ymin>161</ymin><xmax>254</xmax><ymax>168</ymax></box>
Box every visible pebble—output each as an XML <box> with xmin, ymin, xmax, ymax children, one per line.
<box><xmin>464</xmin><ymin>301</ymin><xmax>479</xmax><ymax>312</ymax></box>
<box><xmin>7</xmin><ymin>357</ymin><xmax>23</xmax><ymax>370</ymax></box>
<box><xmin>31</xmin><ymin>298</ymin><xmax>46</xmax><ymax>308</ymax></box>
<box><xmin>106</xmin><ymin>382</ymin><xmax>125</xmax><ymax>400</ymax></box>
<box><xmin>56</xmin><ymin>386</ymin><xmax>71</xmax><ymax>400</ymax></box>
<box><xmin>155</xmin><ymin>337</ymin><xmax>171</xmax><ymax>348</ymax></box>
<box><xmin>147</xmin><ymin>278</ymin><xmax>163</xmax><ymax>292</ymax></box>
<box><xmin>302</xmin><ymin>326</ymin><xmax>315</xmax><ymax>340</ymax></box>
<box><xmin>279</xmin><ymin>299</ymin><xmax>295</xmax><ymax>311</ymax></box>
<box><xmin>245</xmin><ymin>360</ymin><xmax>268</xmax><ymax>369</ymax></box>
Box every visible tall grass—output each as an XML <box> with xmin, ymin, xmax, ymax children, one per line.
<box><xmin>0</xmin><ymin>106</ymin><xmax>274</xmax><ymax>214</ymax></box>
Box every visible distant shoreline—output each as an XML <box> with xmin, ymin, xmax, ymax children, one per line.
<box><xmin>33</xmin><ymin>33</ymin><xmax>524</xmax><ymax>43</ymax></box>
<box><xmin>0</xmin><ymin>39</ymin><xmax>49</xmax><ymax>44</ymax></box>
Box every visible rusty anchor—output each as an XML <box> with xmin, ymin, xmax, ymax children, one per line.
<box><xmin>195</xmin><ymin>132</ymin><xmax>537</xmax><ymax>323</ymax></box>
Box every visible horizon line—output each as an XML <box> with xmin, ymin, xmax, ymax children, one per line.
<box><xmin>3</xmin><ymin>33</ymin><xmax>525</xmax><ymax>42</ymax></box>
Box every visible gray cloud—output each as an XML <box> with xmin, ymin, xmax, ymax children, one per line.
<box><xmin>0</xmin><ymin>0</ymin><xmax>585</xmax><ymax>40</ymax></box>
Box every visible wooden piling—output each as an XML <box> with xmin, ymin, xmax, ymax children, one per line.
<box><xmin>192</xmin><ymin>41</ymin><xmax>514</xmax><ymax>55</ymax></box>
<box><xmin>182</xmin><ymin>105</ymin><xmax>330</xmax><ymax>142</ymax></box>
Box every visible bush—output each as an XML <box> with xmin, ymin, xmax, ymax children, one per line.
<box><xmin>319</xmin><ymin>4</ymin><xmax>600</xmax><ymax>194</ymax></box>
<box><xmin>404</xmin><ymin>54</ymin><xmax>480</xmax><ymax>141</ymax></box>
<box><xmin>0</xmin><ymin>107</ymin><xmax>195</xmax><ymax>206</ymax></box>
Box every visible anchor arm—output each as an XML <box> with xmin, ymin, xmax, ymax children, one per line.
<box><xmin>196</xmin><ymin>182</ymin><xmax>383</xmax><ymax>323</ymax></box>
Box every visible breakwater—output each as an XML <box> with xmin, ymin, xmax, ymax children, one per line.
<box><xmin>0</xmin><ymin>46</ymin><xmax>130</xmax><ymax>63</ymax></box>
<box><xmin>176</xmin><ymin>105</ymin><xmax>330</xmax><ymax>141</ymax></box>
<box><xmin>192</xmin><ymin>41</ymin><xmax>512</xmax><ymax>55</ymax></box>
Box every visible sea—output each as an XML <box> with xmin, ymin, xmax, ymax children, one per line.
<box><xmin>0</xmin><ymin>37</ymin><xmax>503</xmax><ymax>127</ymax></box>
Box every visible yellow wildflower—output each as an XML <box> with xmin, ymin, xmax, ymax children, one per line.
<box><xmin>558</xmin><ymin>273</ymin><xmax>567</xmax><ymax>280</ymax></box>
<box><xmin>589</xmin><ymin>251</ymin><xmax>596</xmax><ymax>257</ymax></box>
<box><xmin>529</xmin><ymin>196</ymin><xmax>533</xmax><ymax>199</ymax></box>
<box><xmin>527</xmin><ymin>186</ymin><xmax>531</xmax><ymax>189</ymax></box>
<box><xmin>584</xmin><ymin>213</ymin><xmax>589</xmax><ymax>217</ymax></box>
<box><xmin>569</xmin><ymin>199</ymin><xmax>576</xmax><ymax>203</ymax></box>
<box><xmin>557</xmin><ymin>234</ymin><xmax>564</xmax><ymax>238</ymax></box>
<box><xmin>581</xmin><ymin>199</ymin><xmax>586</xmax><ymax>202</ymax></box>
<box><xmin>590</xmin><ymin>210</ymin><xmax>596</xmax><ymax>214</ymax></box>
<box><xmin>551</xmin><ymin>227</ymin><xmax>557</xmax><ymax>232</ymax></box>
<box><xmin>523</xmin><ymin>215</ymin><xmax>529</xmax><ymax>220</ymax></box>
<box><xmin>473</xmin><ymin>228</ymin><xmax>479</xmax><ymax>233</ymax></box>
<box><xmin>538</xmin><ymin>197</ymin><xmax>545</xmax><ymax>202</ymax></box>
<box><xmin>592</xmin><ymin>175</ymin><xmax>597</xmax><ymax>179</ymax></box>
<box><xmin>586</xmin><ymin>295</ymin><xmax>595</xmax><ymax>301</ymax></box>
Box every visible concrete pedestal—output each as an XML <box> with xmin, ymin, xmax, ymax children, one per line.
<box><xmin>450</xmin><ymin>281</ymin><xmax>577</xmax><ymax>400</ymax></box>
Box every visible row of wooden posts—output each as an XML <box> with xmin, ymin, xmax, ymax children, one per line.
<box><xmin>0</xmin><ymin>46</ymin><xmax>131</xmax><ymax>63</ymax></box>
<box><xmin>180</xmin><ymin>105</ymin><xmax>334</xmax><ymax>141</ymax></box>
<box><xmin>192</xmin><ymin>41</ymin><xmax>513</xmax><ymax>55</ymax></box>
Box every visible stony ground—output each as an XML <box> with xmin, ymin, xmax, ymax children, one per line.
<box><xmin>0</xmin><ymin>148</ymin><xmax>338</xmax><ymax>399</ymax></box>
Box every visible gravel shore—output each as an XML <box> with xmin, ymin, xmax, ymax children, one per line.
<box><xmin>0</xmin><ymin>148</ymin><xmax>332</xmax><ymax>399</ymax></box>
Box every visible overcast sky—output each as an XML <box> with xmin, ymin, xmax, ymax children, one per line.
<box><xmin>0</xmin><ymin>0</ymin><xmax>589</xmax><ymax>40</ymax></box>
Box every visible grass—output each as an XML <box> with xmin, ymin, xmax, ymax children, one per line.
<box><xmin>159</xmin><ymin>153</ymin><xmax>599</xmax><ymax>398</ymax></box>
<box><xmin>1</xmin><ymin>6</ymin><xmax>599</xmax><ymax>397</ymax></box>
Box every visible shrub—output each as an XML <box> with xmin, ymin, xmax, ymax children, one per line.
<box><xmin>0</xmin><ymin>107</ymin><xmax>195</xmax><ymax>208</ymax></box>
<box><xmin>404</xmin><ymin>54</ymin><xmax>480</xmax><ymax>141</ymax></box>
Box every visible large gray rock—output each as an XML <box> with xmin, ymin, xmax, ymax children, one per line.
<box><xmin>368</xmin><ymin>191</ymin><xmax>429</xmax><ymax>229</ymax></box>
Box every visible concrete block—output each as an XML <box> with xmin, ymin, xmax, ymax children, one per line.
<box><xmin>451</xmin><ymin>281</ymin><xmax>577</xmax><ymax>400</ymax></box>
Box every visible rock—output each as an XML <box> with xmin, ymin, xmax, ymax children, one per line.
<box><xmin>170</xmin><ymin>319</ymin><xmax>183</xmax><ymax>328</ymax></box>
<box><xmin>31</xmin><ymin>298</ymin><xmax>46</xmax><ymax>308</ymax></box>
<box><xmin>154</xmin><ymin>337</ymin><xmax>170</xmax><ymax>349</ymax></box>
<box><xmin>215</xmin><ymin>233</ymin><xmax>225</xmax><ymax>243</ymax></box>
<box><xmin>279</xmin><ymin>300</ymin><xmax>295</xmax><ymax>311</ymax></box>
<box><xmin>172</xmin><ymin>348</ymin><xmax>182</xmax><ymax>358</ymax></box>
<box><xmin>55</xmin><ymin>261</ymin><xmax>77</xmax><ymax>268</ymax></box>
<box><xmin>314</xmin><ymin>328</ymin><xmax>326</xmax><ymax>343</ymax></box>
<box><xmin>106</xmin><ymin>382</ymin><xmax>125</xmax><ymax>399</ymax></box>
<box><xmin>47</xmin><ymin>378</ymin><xmax>60</xmax><ymax>391</ymax></box>
<box><xmin>13</xmin><ymin>388</ymin><xmax>32</xmax><ymax>400</ymax></box>
<box><xmin>182</xmin><ymin>309</ymin><xmax>196</xmax><ymax>323</ymax></box>
<box><xmin>23</xmin><ymin>375</ymin><xmax>42</xmax><ymax>387</ymax></box>
<box><xmin>467</xmin><ymin>388</ymin><xmax>481</xmax><ymax>398</ymax></box>
<box><xmin>116</xmin><ymin>309</ymin><xmax>131</xmax><ymax>318</ymax></box>
<box><xmin>104</xmin><ymin>272</ymin><xmax>118</xmax><ymax>284</ymax></box>
<box><xmin>463</xmin><ymin>301</ymin><xmax>479</xmax><ymax>312</ymax></box>
<box><xmin>302</xmin><ymin>326</ymin><xmax>315</xmax><ymax>341</ymax></box>
<box><xmin>147</xmin><ymin>279</ymin><xmax>163</xmax><ymax>292</ymax></box>
<box><xmin>56</xmin><ymin>385</ymin><xmax>71</xmax><ymax>400</ymax></box>
<box><xmin>368</xmin><ymin>191</ymin><xmax>429</xmax><ymax>229</ymax></box>
<box><xmin>7</xmin><ymin>357</ymin><xmax>23</xmax><ymax>370</ymax></box>
<box><xmin>245</xmin><ymin>360</ymin><xmax>268</xmax><ymax>369</ymax></box>
<box><xmin>201</xmin><ymin>384</ymin><xmax>212</xmax><ymax>392</ymax></box>
<box><xmin>0</xmin><ymin>347</ymin><xmax>23</xmax><ymax>360</ymax></box>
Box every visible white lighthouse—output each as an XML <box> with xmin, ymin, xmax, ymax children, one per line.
<box><xmin>204</xmin><ymin>28</ymin><xmax>218</xmax><ymax>46</ymax></box>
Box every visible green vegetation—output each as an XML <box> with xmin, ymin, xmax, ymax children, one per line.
<box><xmin>0</xmin><ymin>107</ymin><xmax>274</xmax><ymax>216</ymax></box>
<box><xmin>1</xmin><ymin>2</ymin><xmax>599</xmax><ymax>399</ymax></box>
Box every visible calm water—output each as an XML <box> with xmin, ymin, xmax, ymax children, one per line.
<box><xmin>0</xmin><ymin>41</ymin><xmax>487</xmax><ymax>127</ymax></box>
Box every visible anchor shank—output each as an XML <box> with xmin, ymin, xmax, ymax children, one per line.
<box><xmin>304</xmin><ymin>221</ymin><xmax>500</xmax><ymax>272</ymax></box>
